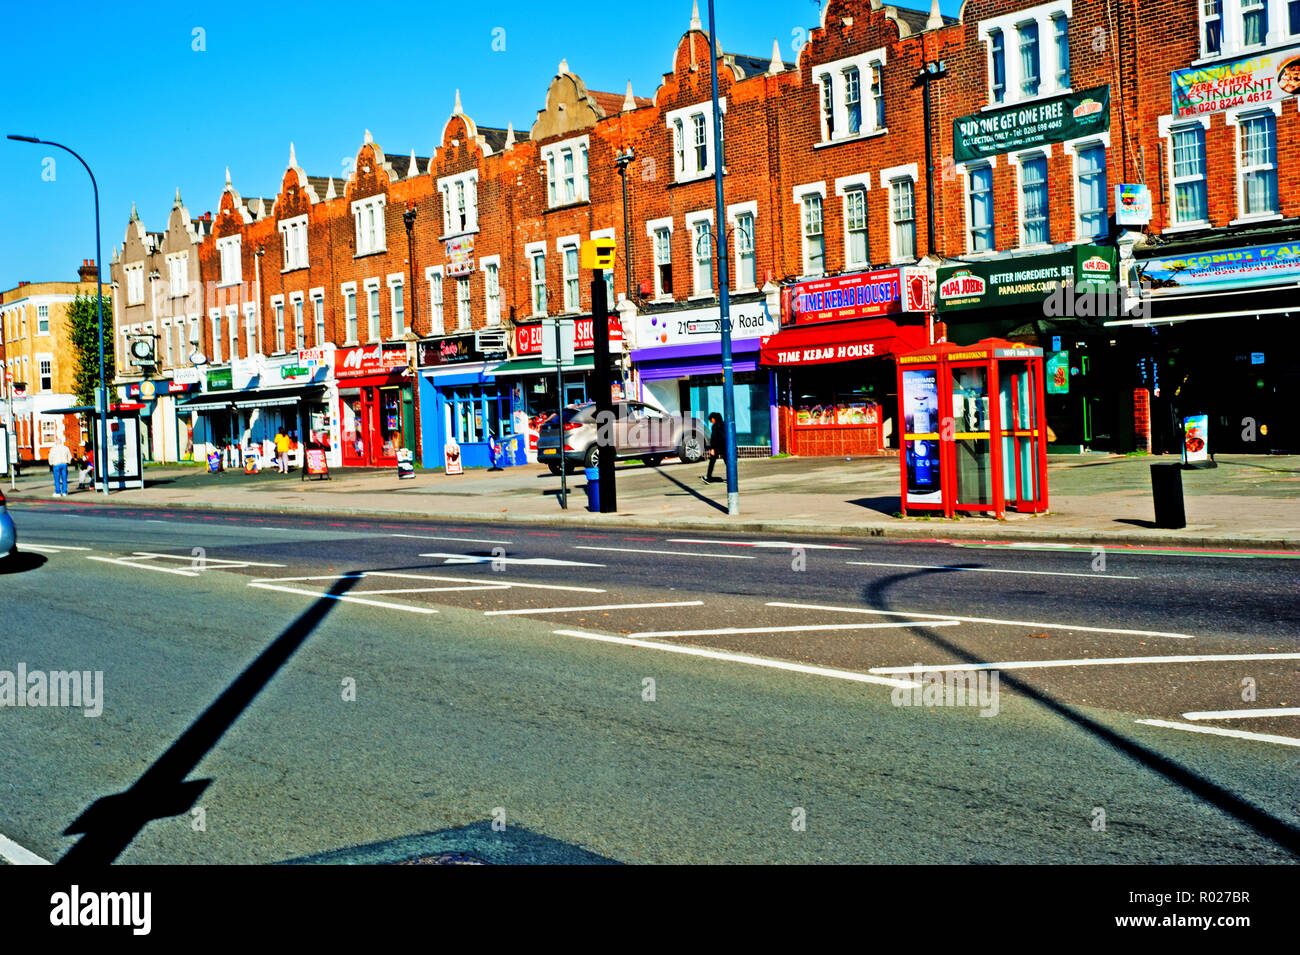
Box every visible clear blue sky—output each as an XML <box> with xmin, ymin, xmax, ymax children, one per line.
<box><xmin>0</xmin><ymin>0</ymin><xmax>963</xmax><ymax>290</ymax></box>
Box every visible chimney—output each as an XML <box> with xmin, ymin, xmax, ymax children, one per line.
<box><xmin>78</xmin><ymin>259</ymin><xmax>99</xmax><ymax>284</ymax></box>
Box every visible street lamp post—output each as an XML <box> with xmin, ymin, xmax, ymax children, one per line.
<box><xmin>615</xmin><ymin>150</ymin><xmax>634</xmax><ymax>301</ymax></box>
<box><xmin>403</xmin><ymin>203</ymin><xmax>419</xmax><ymax>334</ymax></box>
<box><xmin>8</xmin><ymin>134</ymin><xmax>110</xmax><ymax>495</ymax></box>
<box><xmin>705</xmin><ymin>0</ymin><xmax>740</xmax><ymax>515</ymax></box>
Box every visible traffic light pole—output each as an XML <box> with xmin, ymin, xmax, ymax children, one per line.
<box><xmin>590</xmin><ymin>273</ymin><xmax>617</xmax><ymax>512</ymax></box>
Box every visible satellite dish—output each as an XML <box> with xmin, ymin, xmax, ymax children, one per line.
<box><xmin>190</xmin><ymin>350</ymin><xmax>209</xmax><ymax>366</ymax></box>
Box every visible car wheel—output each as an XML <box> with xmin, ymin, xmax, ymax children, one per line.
<box><xmin>677</xmin><ymin>431</ymin><xmax>706</xmax><ymax>463</ymax></box>
<box><xmin>547</xmin><ymin>462</ymin><xmax>563</xmax><ymax>475</ymax></box>
<box><xmin>584</xmin><ymin>445</ymin><xmax>601</xmax><ymax>469</ymax></box>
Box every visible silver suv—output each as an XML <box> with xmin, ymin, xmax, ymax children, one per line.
<box><xmin>536</xmin><ymin>401</ymin><xmax>709</xmax><ymax>474</ymax></box>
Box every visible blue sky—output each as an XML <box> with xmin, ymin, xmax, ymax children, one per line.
<box><xmin>0</xmin><ymin>0</ymin><xmax>963</xmax><ymax>290</ymax></box>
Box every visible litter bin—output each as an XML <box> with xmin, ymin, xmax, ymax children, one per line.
<box><xmin>1150</xmin><ymin>463</ymin><xmax>1186</xmax><ymax>529</ymax></box>
<box><xmin>584</xmin><ymin>466</ymin><xmax>600</xmax><ymax>512</ymax></box>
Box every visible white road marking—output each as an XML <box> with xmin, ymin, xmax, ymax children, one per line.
<box><xmin>353</xmin><ymin>585</ymin><xmax>510</xmax><ymax>595</ymax></box>
<box><xmin>1135</xmin><ymin>719</ymin><xmax>1300</xmax><ymax>748</ymax></box>
<box><xmin>132</xmin><ymin>552</ymin><xmax>287</xmax><ymax>568</ymax></box>
<box><xmin>870</xmin><ymin>652</ymin><xmax>1300</xmax><ymax>674</ymax></box>
<box><xmin>485</xmin><ymin>600</ymin><xmax>705</xmax><ymax>616</ymax></box>
<box><xmin>845</xmin><ymin>560</ymin><xmax>1140</xmax><ymax>580</ymax></box>
<box><xmin>1182</xmin><ymin>707</ymin><xmax>1300</xmax><ymax>721</ymax></box>
<box><xmin>552</xmin><ymin>629</ymin><xmax>920</xmax><ymax>689</ymax></box>
<box><xmin>86</xmin><ymin>555</ymin><xmax>199</xmax><ymax>577</ymax></box>
<box><xmin>0</xmin><ymin>831</ymin><xmax>51</xmax><ymax>866</ymax></box>
<box><xmin>247</xmin><ymin>582</ymin><xmax>439</xmax><ymax>614</ymax></box>
<box><xmin>20</xmin><ymin>543</ymin><xmax>92</xmax><ymax>552</ymax></box>
<box><xmin>767</xmin><ymin>601</ymin><xmax>1195</xmax><ymax>640</ymax></box>
<box><xmin>632</xmin><ymin>621</ymin><xmax>960</xmax><ymax>638</ymax></box>
<box><xmin>251</xmin><ymin>571</ymin><xmax>606</xmax><ymax>593</ymax></box>
<box><xmin>391</xmin><ymin>533</ymin><xmax>513</xmax><ymax>545</ymax></box>
<box><xmin>420</xmin><ymin>552</ymin><xmax>605</xmax><ymax>567</ymax></box>
<box><xmin>572</xmin><ymin>546</ymin><xmax>754</xmax><ymax>560</ymax></box>
<box><xmin>668</xmin><ymin>538</ymin><xmax>859</xmax><ymax>550</ymax></box>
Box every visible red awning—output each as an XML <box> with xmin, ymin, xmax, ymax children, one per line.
<box><xmin>760</xmin><ymin>318</ymin><xmax>927</xmax><ymax>367</ymax></box>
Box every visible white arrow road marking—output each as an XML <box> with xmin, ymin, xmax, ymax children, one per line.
<box><xmin>767</xmin><ymin>601</ymin><xmax>1195</xmax><ymax>639</ymax></box>
<box><xmin>247</xmin><ymin>582</ymin><xmax>439</xmax><ymax>614</ymax></box>
<box><xmin>419</xmin><ymin>552</ymin><xmax>604</xmax><ymax>567</ymax></box>
<box><xmin>0</xmin><ymin>831</ymin><xmax>51</xmax><ymax>866</ymax></box>
<box><xmin>846</xmin><ymin>560</ymin><xmax>1140</xmax><ymax>580</ymax></box>
<box><xmin>668</xmin><ymin>538</ymin><xmax>859</xmax><ymax>550</ymax></box>
<box><xmin>552</xmin><ymin>629</ymin><xmax>920</xmax><ymax>689</ymax></box>
<box><xmin>1135</xmin><ymin>719</ymin><xmax>1300</xmax><ymax>748</ymax></box>
<box><xmin>1182</xmin><ymin>708</ymin><xmax>1300</xmax><ymax>721</ymax></box>
<box><xmin>572</xmin><ymin>546</ymin><xmax>755</xmax><ymax>559</ymax></box>
<box><xmin>391</xmin><ymin>533</ymin><xmax>513</xmax><ymax>545</ymax></box>
<box><xmin>870</xmin><ymin>652</ymin><xmax>1300</xmax><ymax>674</ymax></box>
<box><xmin>485</xmin><ymin>600</ymin><xmax>705</xmax><ymax>616</ymax></box>
<box><xmin>132</xmin><ymin>552</ymin><xmax>287</xmax><ymax>568</ymax></box>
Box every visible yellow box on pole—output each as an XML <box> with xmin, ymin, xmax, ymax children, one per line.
<box><xmin>580</xmin><ymin>237</ymin><xmax>616</xmax><ymax>270</ymax></box>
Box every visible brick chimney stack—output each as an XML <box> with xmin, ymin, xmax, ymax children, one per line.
<box><xmin>78</xmin><ymin>258</ymin><xmax>98</xmax><ymax>283</ymax></box>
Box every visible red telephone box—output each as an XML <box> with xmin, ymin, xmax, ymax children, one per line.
<box><xmin>896</xmin><ymin>339</ymin><xmax>1048</xmax><ymax>519</ymax></box>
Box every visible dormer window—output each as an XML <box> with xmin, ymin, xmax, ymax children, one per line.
<box><xmin>541</xmin><ymin>136</ymin><xmax>590</xmax><ymax>207</ymax></box>
<box><xmin>979</xmin><ymin>1</ymin><xmax>1071</xmax><ymax>107</ymax></box>
<box><xmin>812</xmin><ymin>49</ymin><xmax>887</xmax><ymax>144</ymax></box>
<box><xmin>665</xmin><ymin>102</ymin><xmax>724</xmax><ymax>182</ymax></box>
<box><xmin>437</xmin><ymin>171</ymin><xmax>478</xmax><ymax>235</ymax></box>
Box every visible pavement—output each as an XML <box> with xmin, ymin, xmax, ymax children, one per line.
<box><xmin>4</xmin><ymin>450</ymin><xmax>1298</xmax><ymax>549</ymax></box>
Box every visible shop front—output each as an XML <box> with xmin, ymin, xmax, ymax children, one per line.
<box><xmin>629</xmin><ymin>297</ymin><xmax>777</xmax><ymax>453</ymax></box>
<box><xmin>935</xmin><ymin>244</ymin><xmax>1125</xmax><ymax>452</ymax></box>
<box><xmin>1124</xmin><ymin>237</ymin><xmax>1300</xmax><ymax>455</ymax></box>
<box><xmin>763</xmin><ymin>267</ymin><xmax>931</xmax><ymax>456</ymax></box>
<box><xmin>119</xmin><ymin>374</ymin><xmax>200</xmax><ymax>462</ymax></box>
<box><xmin>337</xmin><ymin>342</ymin><xmax>414</xmax><ymax>468</ymax></box>
<box><xmin>416</xmin><ymin>332</ymin><xmax>519</xmax><ymax>470</ymax></box>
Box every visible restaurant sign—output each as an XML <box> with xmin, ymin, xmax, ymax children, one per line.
<box><xmin>936</xmin><ymin>245</ymin><xmax>1118</xmax><ymax>313</ymax></box>
<box><xmin>1171</xmin><ymin>46</ymin><xmax>1300</xmax><ymax>117</ymax></box>
<box><xmin>206</xmin><ymin>367</ymin><xmax>232</xmax><ymax>391</ymax></box>
<box><xmin>1140</xmin><ymin>241</ymin><xmax>1300</xmax><ymax>292</ymax></box>
<box><xmin>515</xmin><ymin>316</ymin><xmax>624</xmax><ymax>356</ymax></box>
<box><xmin>336</xmin><ymin>342</ymin><xmax>408</xmax><ymax>378</ymax></box>
<box><xmin>782</xmin><ymin>267</ymin><xmax>930</xmax><ymax>327</ymax></box>
<box><xmin>446</xmin><ymin>236</ymin><xmax>475</xmax><ymax>277</ymax></box>
<box><xmin>418</xmin><ymin>334</ymin><xmax>484</xmax><ymax>367</ymax></box>
<box><xmin>953</xmin><ymin>85</ymin><xmax>1110</xmax><ymax>163</ymax></box>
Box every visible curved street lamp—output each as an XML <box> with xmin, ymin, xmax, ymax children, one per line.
<box><xmin>7</xmin><ymin>134</ymin><xmax>111</xmax><ymax>495</ymax></box>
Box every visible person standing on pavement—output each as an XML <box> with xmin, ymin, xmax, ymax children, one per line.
<box><xmin>274</xmin><ymin>428</ymin><xmax>291</xmax><ymax>474</ymax></box>
<box><xmin>701</xmin><ymin>412</ymin><xmax>726</xmax><ymax>485</ymax></box>
<box><xmin>48</xmin><ymin>438</ymin><xmax>72</xmax><ymax>497</ymax></box>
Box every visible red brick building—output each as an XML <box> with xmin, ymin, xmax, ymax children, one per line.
<box><xmin>126</xmin><ymin>0</ymin><xmax>1298</xmax><ymax>470</ymax></box>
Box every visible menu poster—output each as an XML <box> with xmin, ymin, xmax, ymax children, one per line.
<box><xmin>1183</xmin><ymin>413</ymin><xmax>1210</xmax><ymax>465</ymax></box>
<box><xmin>902</xmin><ymin>370</ymin><xmax>939</xmax><ymax>436</ymax></box>
<box><xmin>444</xmin><ymin>441</ymin><xmax>463</xmax><ymax>475</ymax></box>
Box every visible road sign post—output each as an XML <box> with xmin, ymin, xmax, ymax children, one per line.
<box><xmin>541</xmin><ymin>317</ymin><xmax>576</xmax><ymax>509</ymax></box>
<box><xmin>583</xmin><ymin>238</ymin><xmax>617</xmax><ymax>513</ymax></box>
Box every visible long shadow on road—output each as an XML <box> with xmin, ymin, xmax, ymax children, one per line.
<box><xmin>862</xmin><ymin>567</ymin><xmax>1300</xmax><ymax>860</ymax></box>
<box><xmin>56</xmin><ymin>573</ymin><xmax>361</xmax><ymax>865</ymax></box>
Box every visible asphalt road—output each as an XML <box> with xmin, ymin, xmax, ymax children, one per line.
<box><xmin>1</xmin><ymin>498</ymin><xmax>1297</xmax><ymax>864</ymax></box>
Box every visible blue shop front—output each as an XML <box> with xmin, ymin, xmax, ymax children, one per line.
<box><xmin>417</xmin><ymin>334</ymin><xmax>526</xmax><ymax>470</ymax></box>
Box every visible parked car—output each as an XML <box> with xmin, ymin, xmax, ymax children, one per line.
<box><xmin>535</xmin><ymin>401</ymin><xmax>709</xmax><ymax>474</ymax></box>
<box><xmin>0</xmin><ymin>488</ymin><xmax>16</xmax><ymax>564</ymax></box>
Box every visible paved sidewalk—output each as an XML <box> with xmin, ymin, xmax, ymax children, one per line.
<box><xmin>6</xmin><ymin>452</ymin><xmax>1298</xmax><ymax>549</ymax></box>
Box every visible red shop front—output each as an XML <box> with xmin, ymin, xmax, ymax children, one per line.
<box><xmin>337</xmin><ymin>343</ymin><xmax>415</xmax><ymax>467</ymax></box>
<box><xmin>763</xmin><ymin>267</ymin><xmax>931</xmax><ymax>456</ymax></box>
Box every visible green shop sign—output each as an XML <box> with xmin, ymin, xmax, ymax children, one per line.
<box><xmin>953</xmin><ymin>86</ymin><xmax>1110</xmax><ymax>163</ymax></box>
<box><xmin>937</xmin><ymin>245</ymin><xmax>1118</xmax><ymax>314</ymax></box>
<box><xmin>207</xmin><ymin>367</ymin><xmax>233</xmax><ymax>391</ymax></box>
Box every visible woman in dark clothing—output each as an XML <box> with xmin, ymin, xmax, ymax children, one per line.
<box><xmin>702</xmin><ymin>412</ymin><xmax>726</xmax><ymax>484</ymax></box>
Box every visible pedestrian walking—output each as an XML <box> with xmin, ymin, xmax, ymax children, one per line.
<box><xmin>701</xmin><ymin>411</ymin><xmax>726</xmax><ymax>485</ymax></box>
<box><xmin>48</xmin><ymin>439</ymin><xmax>72</xmax><ymax>498</ymax></box>
<box><xmin>274</xmin><ymin>428</ymin><xmax>291</xmax><ymax>474</ymax></box>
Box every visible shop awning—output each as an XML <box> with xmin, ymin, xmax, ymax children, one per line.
<box><xmin>760</xmin><ymin>319</ymin><xmax>927</xmax><ymax>367</ymax></box>
<box><xmin>176</xmin><ymin>392</ymin><xmax>236</xmax><ymax>411</ymax></box>
<box><xmin>231</xmin><ymin>384</ymin><xmax>327</xmax><ymax>410</ymax></box>
<box><xmin>488</xmin><ymin>356</ymin><xmax>595</xmax><ymax>377</ymax></box>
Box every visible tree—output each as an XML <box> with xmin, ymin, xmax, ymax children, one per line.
<box><xmin>66</xmin><ymin>292</ymin><xmax>113</xmax><ymax>409</ymax></box>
